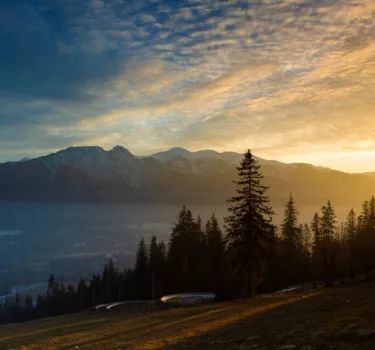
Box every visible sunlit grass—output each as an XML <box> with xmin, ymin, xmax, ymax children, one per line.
<box><xmin>1</xmin><ymin>283</ymin><xmax>374</xmax><ymax>350</ymax></box>
<box><xmin>130</xmin><ymin>294</ymin><xmax>318</xmax><ymax>350</ymax></box>
<box><xmin>0</xmin><ymin>294</ymin><xmax>314</xmax><ymax>350</ymax></box>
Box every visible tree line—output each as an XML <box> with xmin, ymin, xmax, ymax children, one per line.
<box><xmin>1</xmin><ymin>150</ymin><xmax>375</xmax><ymax>325</ymax></box>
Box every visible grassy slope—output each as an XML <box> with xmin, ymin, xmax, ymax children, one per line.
<box><xmin>0</xmin><ymin>281</ymin><xmax>374</xmax><ymax>350</ymax></box>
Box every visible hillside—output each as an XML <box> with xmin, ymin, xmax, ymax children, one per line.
<box><xmin>0</xmin><ymin>146</ymin><xmax>374</xmax><ymax>207</ymax></box>
<box><xmin>1</xmin><ymin>282</ymin><xmax>374</xmax><ymax>349</ymax></box>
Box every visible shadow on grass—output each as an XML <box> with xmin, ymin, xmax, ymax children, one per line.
<box><xmin>56</xmin><ymin>294</ymin><xmax>319</xmax><ymax>350</ymax></box>
<box><xmin>132</xmin><ymin>293</ymin><xmax>321</xmax><ymax>350</ymax></box>
<box><xmin>158</xmin><ymin>283</ymin><xmax>375</xmax><ymax>350</ymax></box>
<box><xmin>4</xmin><ymin>283</ymin><xmax>375</xmax><ymax>350</ymax></box>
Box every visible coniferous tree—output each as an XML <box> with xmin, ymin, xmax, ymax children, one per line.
<box><xmin>168</xmin><ymin>206</ymin><xmax>189</xmax><ymax>292</ymax></box>
<box><xmin>156</xmin><ymin>241</ymin><xmax>167</xmax><ymax>296</ymax></box>
<box><xmin>281</xmin><ymin>194</ymin><xmax>301</xmax><ymax>245</ymax></box>
<box><xmin>345</xmin><ymin>209</ymin><xmax>357</xmax><ymax>282</ymax></box>
<box><xmin>225</xmin><ymin>149</ymin><xmax>275</xmax><ymax>297</ymax></box>
<box><xmin>311</xmin><ymin>212</ymin><xmax>321</xmax><ymax>245</ymax></box>
<box><xmin>279</xmin><ymin>195</ymin><xmax>311</xmax><ymax>286</ymax></box>
<box><xmin>369</xmin><ymin>196</ymin><xmax>375</xmax><ymax>218</ymax></box>
<box><xmin>195</xmin><ymin>215</ymin><xmax>209</xmax><ymax>289</ymax></box>
<box><xmin>320</xmin><ymin>201</ymin><xmax>337</xmax><ymax>286</ymax></box>
<box><xmin>279</xmin><ymin>194</ymin><xmax>302</xmax><ymax>286</ymax></box>
<box><xmin>357</xmin><ymin>197</ymin><xmax>375</xmax><ymax>276</ymax></box>
<box><xmin>205</xmin><ymin>213</ymin><xmax>229</xmax><ymax>296</ymax></box>
<box><xmin>196</xmin><ymin>215</ymin><xmax>205</xmax><ymax>243</ymax></box>
<box><xmin>362</xmin><ymin>200</ymin><xmax>370</xmax><ymax>222</ymax></box>
<box><xmin>311</xmin><ymin>212</ymin><xmax>323</xmax><ymax>283</ymax></box>
<box><xmin>334</xmin><ymin>222</ymin><xmax>349</xmax><ymax>281</ymax></box>
<box><xmin>261</xmin><ymin>225</ymin><xmax>283</xmax><ymax>293</ymax></box>
<box><xmin>302</xmin><ymin>224</ymin><xmax>312</xmax><ymax>253</ymax></box>
<box><xmin>102</xmin><ymin>259</ymin><xmax>117</xmax><ymax>302</ymax></box>
<box><xmin>77</xmin><ymin>278</ymin><xmax>89</xmax><ymax>308</ymax></box>
<box><xmin>134</xmin><ymin>237</ymin><xmax>149</xmax><ymax>299</ymax></box>
<box><xmin>90</xmin><ymin>273</ymin><xmax>101</xmax><ymax>306</ymax></box>
<box><xmin>45</xmin><ymin>274</ymin><xmax>60</xmax><ymax>315</ymax></box>
<box><xmin>149</xmin><ymin>235</ymin><xmax>159</xmax><ymax>275</ymax></box>
<box><xmin>149</xmin><ymin>236</ymin><xmax>166</xmax><ymax>298</ymax></box>
<box><xmin>47</xmin><ymin>274</ymin><xmax>59</xmax><ymax>298</ymax></box>
<box><xmin>368</xmin><ymin>197</ymin><xmax>375</xmax><ymax>271</ymax></box>
<box><xmin>8</xmin><ymin>186</ymin><xmax>375</xmax><ymax>326</ymax></box>
<box><xmin>301</xmin><ymin>223</ymin><xmax>313</xmax><ymax>282</ymax></box>
<box><xmin>15</xmin><ymin>291</ymin><xmax>21</xmax><ymax>309</ymax></box>
<box><xmin>158</xmin><ymin>241</ymin><xmax>166</xmax><ymax>262</ymax></box>
<box><xmin>36</xmin><ymin>294</ymin><xmax>44</xmax><ymax>315</ymax></box>
<box><xmin>168</xmin><ymin>206</ymin><xmax>203</xmax><ymax>292</ymax></box>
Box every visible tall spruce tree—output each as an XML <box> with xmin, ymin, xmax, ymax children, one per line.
<box><xmin>168</xmin><ymin>206</ymin><xmax>202</xmax><ymax>292</ymax></box>
<box><xmin>205</xmin><ymin>213</ymin><xmax>228</xmax><ymax>296</ymax></box>
<box><xmin>158</xmin><ymin>241</ymin><xmax>166</xmax><ymax>261</ymax></box>
<box><xmin>149</xmin><ymin>236</ymin><xmax>167</xmax><ymax>298</ymax></box>
<box><xmin>302</xmin><ymin>224</ymin><xmax>312</xmax><ymax>253</ymax></box>
<box><xmin>134</xmin><ymin>237</ymin><xmax>149</xmax><ymax>299</ymax></box>
<box><xmin>102</xmin><ymin>258</ymin><xmax>116</xmax><ymax>303</ymax></box>
<box><xmin>311</xmin><ymin>212</ymin><xmax>323</xmax><ymax>283</ymax></box>
<box><xmin>281</xmin><ymin>194</ymin><xmax>301</xmax><ymax>246</ymax></box>
<box><xmin>196</xmin><ymin>214</ymin><xmax>209</xmax><ymax>289</ymax></box>
<box><xmin>345</xmin><ymin>209</ymin><xmax>357</xmax><ymax>242</ymax></box>
<box><xmin>225</xmin><ymin>149</ymin><xmax>275</xmax><ymax>297</ymax></box>
<box><xmin>321</xmin><ymin>201</ymin><xmax>337</xmax><ymax>241</ymax></box>
<box><xmin>149</xmin><ymin>236</ymin><xmax>159</xmax><ymax>274</ymax></box>
<box><xmin>157</xmin><ymin>240</ymin><xmax>167</xmax><ymax>296</ymax></box>
<box><xmin>357</xmin><ymin>197</ymin><xmax>375</xmax><ymax>275</ymax></box>
<box><xmin>311</xmin><ymin>212</ymin><xmax>321</xmax><ymax>245</ymax></box>
<box><xmin>345</xmin><ymin>209</ymin><xmax>357</xmax><ymax>282</ymax></box>
<box><xmin>279</xmin><ymin>195</ymin><xmax>308</xmax><ymax>286</ymax></box>
<box><xmin>320</xmin><ymin>201</ymin><xmax>337</xmax><ymax>286</ymax></box>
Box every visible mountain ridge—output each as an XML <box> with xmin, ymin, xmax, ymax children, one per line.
<box><xmin>0</xmin><ymin>145</ymin><xmax>364</xmax><ymax>176</ymax></box>
<box><xmin>3</xmin><ymin>145</ymin><xmax>355</xmax><ymax>175</ymax></box>
<box><xmin>0</xmin><ymin>145</ymin><xmax>374</xmax><ymax>207</ymax></box>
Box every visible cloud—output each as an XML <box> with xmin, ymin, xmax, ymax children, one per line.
<box><xmin>1</xmin><ymin>0</ymin><xmax>375</xmax><ymax>171</ymax></box>
<box><xmin>0</xmin><ymin>2</ymin><xmax>126</xmax><ymax>103</ymax></box>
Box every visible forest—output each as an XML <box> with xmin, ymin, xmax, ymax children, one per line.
<box><xmin>1</xmin><ymin>149</ymin><xmax>375</xmax><ymax>325</ymax></box>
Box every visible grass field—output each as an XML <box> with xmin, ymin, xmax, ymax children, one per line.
<box><xmin>1</xmin><ymin>281</ymin><xmax>375</xmax><ymax>350</ymax></box>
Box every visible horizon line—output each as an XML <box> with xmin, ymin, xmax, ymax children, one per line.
<box><xmin>1</xmin><ymin>144</ymin><xmax>373</xmax><ymax>175</ymax></box>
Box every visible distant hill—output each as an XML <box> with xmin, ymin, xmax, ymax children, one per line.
<box><xmin>0</xmin><ymin>146</ymin><xmax>374</xmax><ymax>206</ymax></box>
<box><xmin>362</xmin><ymin>172</ymin><xmax>375</xmax><ymax>178</ymax></box>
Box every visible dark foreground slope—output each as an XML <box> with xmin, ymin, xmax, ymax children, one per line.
<box><xmin>1</xmin><ymin>281</ymin><xmax>374</xmax><ymax>350</ymax></box>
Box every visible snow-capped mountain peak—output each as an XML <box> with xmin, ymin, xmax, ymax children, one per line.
<box><xmin>150</xmin><ymin>147</ymin><xmax>192</xmax><ymax>161</ymax></box>
<box><xmin>1</xmin><ymin>145</ymin><xmax>373</xmax><ymax>207</ymax></box>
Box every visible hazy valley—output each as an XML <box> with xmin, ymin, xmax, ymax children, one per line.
<box><xmin>0</xmin><ymin>146</ymin><xmax>373</xmax><ymax>296</ymax></box>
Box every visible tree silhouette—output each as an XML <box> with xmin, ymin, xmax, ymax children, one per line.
<box><xmin>134</xmin><ymin>237</ymin><xmax>149</xmax><ymax>299</ymax></box>
<box><xmin>225</xmin><ymin>149</ymin><xmax>275</xmax><ymax>297</ymax></box>
<box><xmin>320</xmin><ymin>201</ymin><xmax>337</xmax><ymax>286</ymax></box>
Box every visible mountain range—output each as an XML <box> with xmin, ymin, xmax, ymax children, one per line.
<box><xmin>0</xmin><ymin>146</ymin><xmax>374</xmax><ymax>207</ymax></box>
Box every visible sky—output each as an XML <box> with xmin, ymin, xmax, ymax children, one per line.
<box><xmin>1</xmin><ymin>0</ymin><xmax>375</xmax><ymax>172</ymax></box>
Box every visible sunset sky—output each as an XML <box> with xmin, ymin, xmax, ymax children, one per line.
<box><xmin>1</xmin><ymin>0</ymin><xmax>375</xmax><ymax>172</ymax></box>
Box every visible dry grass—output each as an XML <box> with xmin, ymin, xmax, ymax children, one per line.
<box><xmin>0</xmin><ymin>281</ymin><xmax>374</xmax><ymax>350</ymax></box>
